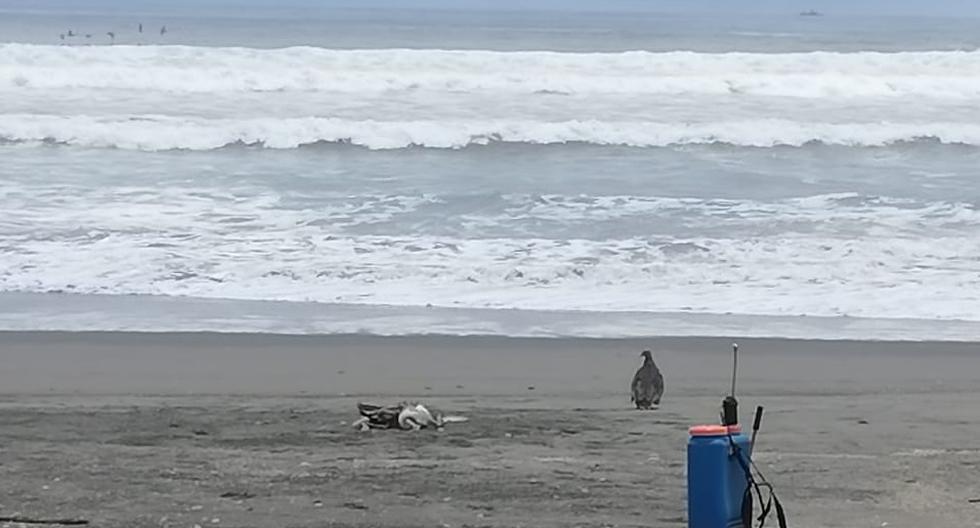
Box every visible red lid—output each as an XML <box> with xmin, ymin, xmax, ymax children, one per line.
<box><xmin>689</xmin><ymin>424</ymin><xmax>742</xmax><ymax>436</ymax></box>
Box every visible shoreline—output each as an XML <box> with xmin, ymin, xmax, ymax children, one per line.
<box><xmin>4</xmin><ymin>291</ymin><xmax>980</xmax><ymax>342</ymax></box>
<box><xmin>6</xmin><ymin>327</ymin><xmax>980</xmax><ymax>346</ymax></box>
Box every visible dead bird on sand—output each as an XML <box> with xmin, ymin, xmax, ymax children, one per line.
<box><xmin>631</xmin><ymin>350</ymin><xmax>664</xmax><ymax>409</ymax></box>
<box><xmin>352</xmin><ymin>401</ymin><xmax>468</xmax><ymax>431</ymax></box>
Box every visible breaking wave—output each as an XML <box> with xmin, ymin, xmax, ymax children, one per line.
<box><xmin>3</xmin><ymin>114</ymin><xmax>980</xmax><ymax>150</ymax></box>
<box><xmin>4</xmin><ymin>44</ymin><xmax>980</xmax><ymax>99</ymax></box>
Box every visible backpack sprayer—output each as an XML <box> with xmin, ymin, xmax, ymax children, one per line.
<box><xmin>687</xmin><ymin>343</ymin><xmax>787</xmax><ymax>528</ymax></box>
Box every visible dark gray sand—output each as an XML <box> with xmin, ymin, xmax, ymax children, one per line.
<box><xmin>1</xmin><ymin>332</ymin><xmax>979</xmax><ymax>528</ymax></box>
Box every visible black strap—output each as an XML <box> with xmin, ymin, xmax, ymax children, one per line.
<box><xmin>729</xmin><ymin>436</ymin><xmax>788</xmax><ymax>528</ymax></box>
<box><xmin>741</xmin><ymin>485</ymin><xmax>753</xmax><ymax>528</ymax></box>
<box><xmin>744</xmin><ymin>479</ymin><xmax>784</xmax><ymax>528</ymax></box>
<box><xmin>774</xmin><ymin>495</ymin><xmax>787</xmax><ymax>528</ymax></box>
<box><xmin>757</xmin><ymin>487</ymin><xmax>773</xmax><ymax>527</ymax></box>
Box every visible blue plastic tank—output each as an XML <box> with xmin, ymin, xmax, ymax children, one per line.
<box><xmin>687</xmin><ymin>424</ymin><xmax>751</xmax><ymax>528</ymax></box>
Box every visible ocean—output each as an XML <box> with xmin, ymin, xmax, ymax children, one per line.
<box><xmin>2</xmin><ymin>5</ymin><xmax>980</xmax><ymax>340</ymax></box>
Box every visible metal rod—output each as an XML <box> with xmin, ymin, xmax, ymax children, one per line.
<box><xmin>730</xmin><ymin>343</ymin><xmax>739</xmax><ymax>397</ymax></box>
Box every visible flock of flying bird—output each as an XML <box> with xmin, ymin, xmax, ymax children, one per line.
<box><xmin>59</xmin><ymin>23</ymin><xmax>167</xmax><ymax>45</ymax></box>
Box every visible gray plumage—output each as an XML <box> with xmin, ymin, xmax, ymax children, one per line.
<box><xmin>631</xmin><ymin>350</ymin><xmax>664</xmax><ymax>409</ymax></box>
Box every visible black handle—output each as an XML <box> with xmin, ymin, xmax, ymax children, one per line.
<box><xmin>749</xmin><ymin>405</ymin><xmax>765</xmax><ymax>455</ymax></box>
<box><xmin>721</xmin><ymin>396</ymin><xmax>739</xmax><ymax>426</ymax></box>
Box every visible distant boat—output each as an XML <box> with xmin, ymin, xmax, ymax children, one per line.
<box><xmin>800</xmin><ymin>9</ymin><xmax>823</xmax><ymax>16</ymax></box>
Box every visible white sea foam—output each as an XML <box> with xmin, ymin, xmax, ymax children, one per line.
<box><xmin>3</xmin><ymin>42</ymin><xmax>980</xmax><ymax>335</ymax></box>
<box><xmin>5</xmin><ymin>44</ymin><xmax>980</xmax><ymax>151</ymax></box>
<box><xmin>2</xmin><ymin>187</ymin><xmax>979</xmax><ymax>322</ymax></box>
<box><xmin>2</xmin><ymin>231</ymin><xmax>978</xmax><ymax>321</ymax></box>
<box><xmin>4</xmin><ymin>114</ymin><xmax>980</xmax><ymax>150</ymax></box>
<box><xmin>4</xmin><ymin>44</ymin><xmax>980</xmax><ymax>99</ymax></box>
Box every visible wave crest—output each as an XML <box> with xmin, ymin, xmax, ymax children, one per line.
<box><xmin>2</xmin><ymin>114</ymin><xmax>980</xmax><ymax>150</ymax></box>
<box><xmin>4</xmin><ymin>44</ymin><xmax>980</xmax><ymax>99</ymax></box>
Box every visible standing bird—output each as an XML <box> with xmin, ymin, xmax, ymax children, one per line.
<box><xmin>630</xmin><ymin>350</ymin><xmax>664</xmax><ymax>410</ymax></box>
<box><xmin>160</xmin><ymin>25</ymin><xmax>167</xmax><ymax>36</ymax></box>
<box><xmin>139</xmin><ymin>23</ymin><xmax>143</xmax><ymax>33</ymax></box>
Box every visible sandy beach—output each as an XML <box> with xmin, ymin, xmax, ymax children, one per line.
<box><xmin>1</xmin><ymin>331</ymin><xmax>978</xmax><ymax>528</ymax></box>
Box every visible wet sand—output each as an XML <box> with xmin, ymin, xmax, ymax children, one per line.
<box><xmin>1</xmin><ymin>332</ymin><xmax>979</xmax><ymax>528</ymax></box>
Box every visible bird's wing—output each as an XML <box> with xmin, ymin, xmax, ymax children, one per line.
<box><xmin>630</xmin><ymin>367</ymin><xmax>646</xmax><ymax>400</ymax></box>
<box><xmin>651</xmin><ymin>365</ymin><xmax>665</xmax><ymax>403</ymax></box>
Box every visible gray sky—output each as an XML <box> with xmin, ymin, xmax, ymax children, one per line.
<box><xmin>3</xmin><ymin>0</ymin><xmax>980</xmax><ymax>16</ymax></box>
<box><xmin>308</xmin><ymin>0</ymin><xmax>980</xmax><ymax>16</ymax></box>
